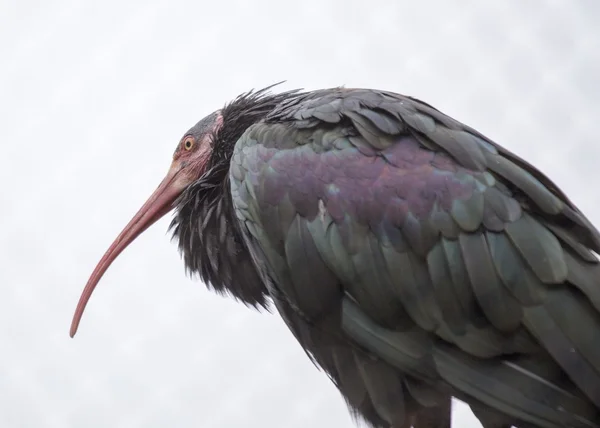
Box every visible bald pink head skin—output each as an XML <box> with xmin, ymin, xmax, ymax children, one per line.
<box><xmin>69</xmin><ymin>112</ymin><xmax>223</xmax><ymax>337</ymax></box>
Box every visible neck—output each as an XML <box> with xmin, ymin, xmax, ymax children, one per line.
<box><xmin>170</xmin><ymin>172</ymin><xmax>269</xmax><ymax>307</ymax></box>
<box><xmin>169</xmin><ymin>86</ymin><xmax>308</xmax><ymax>307</ymax></box>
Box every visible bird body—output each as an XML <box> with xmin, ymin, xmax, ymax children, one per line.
<box><xmin>72</xmin><ymin>86</ymin><xmax>600</xmax><ymax>428</ymax></box>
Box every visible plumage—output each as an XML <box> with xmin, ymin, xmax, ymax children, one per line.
<box><xmin>72</xmin><ymin>85</ymin><xmax>600</xmax><ymax>428</ymax></box>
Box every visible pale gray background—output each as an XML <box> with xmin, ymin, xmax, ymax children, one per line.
<box><xmin>1</xmin><ymin>0</ymin><xmax>598</xmax><ymax>427</ymax></box>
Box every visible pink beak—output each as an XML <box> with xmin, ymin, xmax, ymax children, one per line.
<box><xmin>70</xmin><ymin>162</ymin><xmax>187</xmax><ymax>337</ymax></box>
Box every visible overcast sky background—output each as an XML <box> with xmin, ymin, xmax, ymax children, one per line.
<box><xmin>1</xmin><ymin>1</ymin><xmax>598</xmax><ymax>427</ymax></box>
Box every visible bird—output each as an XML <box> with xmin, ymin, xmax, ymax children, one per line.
<box><xmin>70</xmin><ymin>85</ymin><xmax>600</xmax><ymax>428</ymax></box>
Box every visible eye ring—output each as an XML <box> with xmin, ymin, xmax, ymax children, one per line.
<box><xmin>183</xmin><ymin>137</ymin><xmax>194</xmax><ymax>151</ymax></box>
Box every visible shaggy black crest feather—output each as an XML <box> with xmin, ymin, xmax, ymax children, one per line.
<box><xmin>169</xmin><ymin>84</ymin><xmax>304</xmax><ymax>307</ymax></box>
<box><xmin>209</xmin><ymin>83</ymin><xmax>305</xmax><ymax>165</ymax></box>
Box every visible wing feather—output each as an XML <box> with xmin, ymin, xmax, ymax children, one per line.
<box><xmin>231</xmin><ymin>88</ymin><xmax>600</xmax><ymax>427</ymax></box>
<box><xmin>427</xmin><ymin>240</ymin><xmax>470</xmax><ymax>335</ymax></box>
<box><xmin>460</xmin><ymin>232</ymin><xmax>523</xmax><ymax>331</ymax></box>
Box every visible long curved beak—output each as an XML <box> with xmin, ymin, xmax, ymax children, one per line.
<box><xmin>70</xmin><ymin>162</ymin><xmax>186</xmax><ymax>337</ymax></box>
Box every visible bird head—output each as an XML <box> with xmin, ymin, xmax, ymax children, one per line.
<box><xmin>69</xmin><ymin>111</ymin><xmax>224</xmax><ymax>338</ymax></box>
<box><xmin>70</xmin><ymin>85</ymin><xmax>302</xmax><ymax>338</ymax></box>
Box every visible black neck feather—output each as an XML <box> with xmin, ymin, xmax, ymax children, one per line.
<box><xmin>169</xmin><ymin>86</ymin><xmax>303</xmax><ymax>307</ymax></box>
